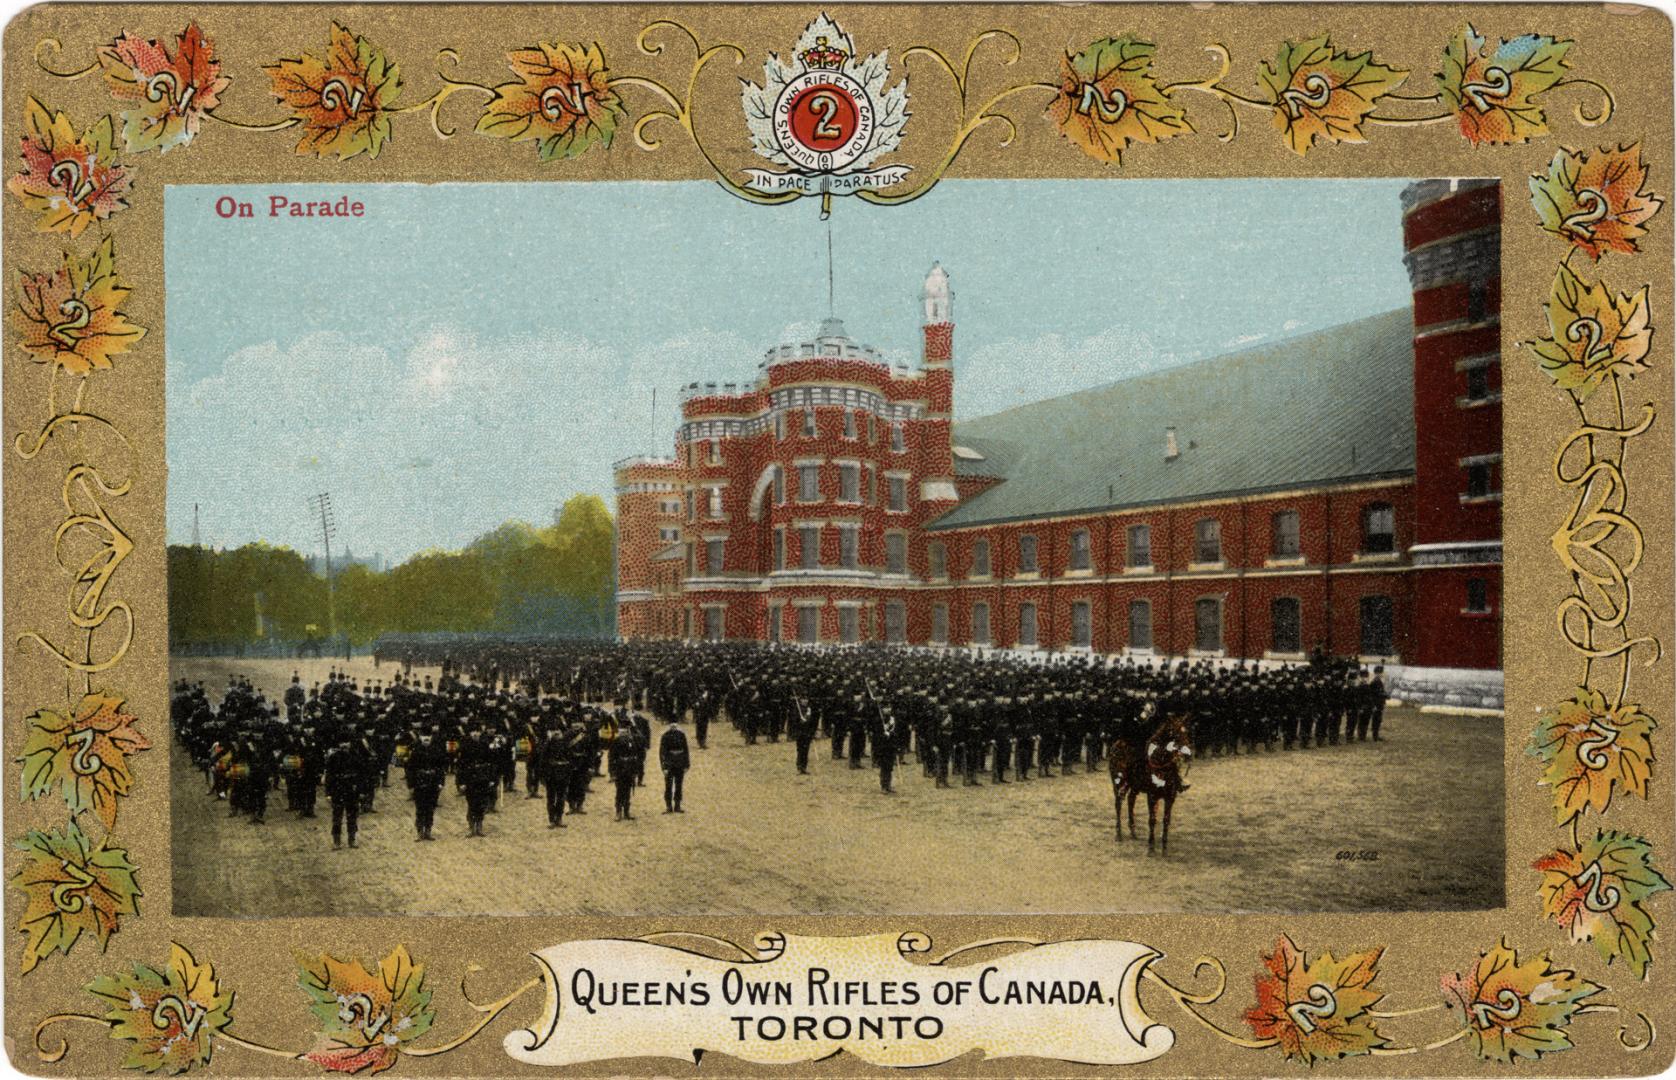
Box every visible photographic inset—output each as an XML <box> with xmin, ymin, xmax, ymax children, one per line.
<box><xmin>167</xmin><ymin>178</ymin><xmax>1503</xmax><ymax>916</ymax></box>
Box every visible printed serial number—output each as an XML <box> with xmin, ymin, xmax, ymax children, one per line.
<box><xmin>1335</xmin><ymin>850</ymin><xmax>1380</xmax><ymax>862</ymax></box>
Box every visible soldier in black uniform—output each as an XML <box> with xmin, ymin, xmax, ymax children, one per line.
<box><xmin>407</xmin><ymin>729</ymin><xmax>448</xmax><ymax>841</ymax></box>
<box><xmin>540</xmin><ymin>722</ymin><xmax>573</xmax><ymax>828</ymax></box>
<box><xmin>323</xmin><ymin>736</ymin><xmax>363</xmax><ymax>849</ymax></box>
<box><xmin>609</xmin><ymin>725</ymin><xmax>643</xmax><ymax>821</ymax></box>
<box><xmin>659</xmin><ymin>718</ymin><xmax>690</xmax><ymax>812</ymax></box>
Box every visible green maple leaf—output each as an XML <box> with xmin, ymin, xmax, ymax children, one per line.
<box><xmin>1442</xmin><ymin>936</ymin><xmax>1600</xmax><ymax>1062</ymax></box>
<box><xmin>1257</xmin><ymin>35</ymin><xmax>1407</xmax><ymax>154</ymax></box>
<box><xmin>12</xmin><ymin>819</ymin><xmax>141</xmax><ymax>974</ymax></box>
<box><xmin>1535</xmin><ymin>830</ymin><xmax>1672</xmax><ymax>979</ymax></box>
<box><xmin>1048</xmin><ymin>36</ymin><xmax>1192</xmax><ymax>165</ymax></box>
<box><xmin>1438</xmin><ymin>26</ymin><xmax>1570</xmax><ymax>145</ymax></box>
<box><xmin>87</xmin><ymin>943</ymin><xmax>235</xmax><ymax>1073</ymax></box>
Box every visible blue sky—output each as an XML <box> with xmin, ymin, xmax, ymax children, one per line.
<box><xmin>165</xmin><ymin>178</ymin><xmax>1412</xmax><ymax>562</ymax></box>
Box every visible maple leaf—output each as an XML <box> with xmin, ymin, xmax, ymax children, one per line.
<box><xmin>87</xmin><ymin>943</ymin><xmax>235</xmax><ymax>1074</ymax></box>
<box><xmin>1442</xmin><ymin>937</ymin><xmax>1600</xmax><ymax>1063</ymax></box>
<box><xmin>475</xmin><ymin>41</ymin><xmax>625</xmax><ymax>162</ymax></box>
<box><xmin>19</xmin><ymin>692</ymin><xmax>152</xmax><ymax>830</ymax></box>
<box><xmin>6</xmin><ymin>96</ymin><xmax>134</xmax><ymax>236</ymax></box>
<box><xmin>1244</xmin><ymin>934</ymin><xmax>1389</xmax><ymax>1064</ymax></box>
<box><xmin>1257</xmin><ymin>35</ymin><xmax>1407</xmax><ymax>155</ymax></box>
<box><xmin>264</xmin><ymin>23</ymin><xmax>401</xmax><ymax>161</ymax></box>
<box><xmin>12</xmin><ymin>819</ymin><xmax>141</xmax><ymax>975</ymax></box>
<box><xmin>1527</xmin><ymin>263</ymin><xmax>1652</xmax><ymax>399</ymax></box>
<box><xmin>98</xmin><ymin>23</ymin><xmax>231</xmax><ymax>153</ymax></box>
<box><xmin>1438</xmin><ymin>26</ymin><xmax>1571</xmax><ymax>145</ymax></box>
<box><xmin>1534</xmin><ymin>830</ymin><xmax>1672</xmax><ymax>979</ymax></box>
<box><xmin>1047</xmin><ymin>37</ymin><xmax>1192</xmax><ymax>165</ymax></box>
<box><xmin>1526</xmin><ymin>687</ymin><xmax>1656</xmax><ymax>826</ymax></box>
<box><xmin>1531</xmin><ymin>143</ymin><xmax>1664</xmax><ymax>260</ymax></box>
<box><xmin>298</xmin><ymin>944</ymin><xmax>434</xmax><ymax>1073</ymax></box>
<box><xmin>14</xmin><ymin>236</ymin><xmax>149</xmax><ymax>375</ymax></box>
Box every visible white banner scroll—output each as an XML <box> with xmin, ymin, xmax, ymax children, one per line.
<box><xmin>504</xmin><ymin>932</ymin><xmax>1174</xmax><ymax>1068</ymax></box>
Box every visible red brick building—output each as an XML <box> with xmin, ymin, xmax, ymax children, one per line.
<box><xmin>615</xmin><ymin>180</ymin><xmax>1502</xmax><ymax>706</ymax></box>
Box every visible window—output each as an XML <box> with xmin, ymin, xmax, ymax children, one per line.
<box><xmin>1466</xmin><ymin>463</ymin><xmax>1492</xmax><ymax>498</ymax></box>
<box><xmin>767</xmin><ymin>606</ymin><xmax>782</xmax><ymax>643</ymax></box>
<box><xmin>773</xmin><ymin>528</ymin><xmax>785</xmax><ymax>571</ymax></box>
<box><xmin>1069</xmin><ymin>529</ymin><xmax>1091</xmax><ymax>571</ymax></box>
<box><xmin>798</xmin><ymin>464</ymin><xmax>820</xmax><ymax>502</ymax></box>
<box><xmin>1468</xmin><ymin>280</ymin><xmax>1489</xmax><ymax>323</ymax></box>
<box><xmin>1071</xmin><ymin>601</ymin><xmax>1092</xmax><ymax>648</ymax></box>
<box><xmin>1271</xmin><ymin>510</ymin><xmax>1301</xmax><ymax>559</ymax></box>
<box><xmin>775</xmin><ymin>413</ymin><xmax>785</xmax><ymax>441</ymax></box>
<box><xmin>707</xmin><ymin>487</ymin><xmax>723</xmax><ymax>518</ymax></box>
<box><xmin>1271</xmin><ymin>597</ymin><xmax>1302</xmax><ymax>653</ymax></box>
<box><xmin>707</xmin><ymin>441</ymin><xmax>721</xmax><ymax>465</ymax></box>
<box><xmin>1194</xmin><ymin>518</ymin><xmax>1222</xmax><ymax>564</ymax></box>
<box><xmin>1018</xmin><ymin>534</ymin><xmax>1039</xmax><ymax>574</ymax></box>
<box><xmin>703</xmin><ymin>607</ymin><xmax>724</xmax><ymax>642</ymax></box>
<box><xmin>972</xmin><ymin>603</ymin><xmax>992</xmax><ymax>645</ymax></box>
<box><xmin>891</xmin><ymin>423</ymin><xmax>906</xmax><ymax>452</ymax></box>
<box><xmin>839</xmin><ymin>607</ymin><xmax>859</xmax><ymax>644</ymax></box>
<box><xmin>1362</xmin><ymin>503</ymin><xmax>1396</xmax><ymax>553</ymax></box>
<box><xmin>844</xmin><ymin>410</ymin><xmax>857</xmax><ymax>439</ymax></box>
<box><xmin>867</xmin><ymin>466</ymin><xmax>877</xmax><ymax>505</ymax></box>
<box><xmin>1194</xmin><ymin>597</ymin><xmax>1223</xmax><ymax>652</ymax></box>
<box><xmin>839</xmin><ymin>526</ymin><xmax>859</xmax><ymax>570</ymax></box>
<box><xmin>867</xmin><ymin>415</ymin><xmax>876</xmax><ymax>443</ymax></box>
<box><xmin>1126</xmin><ymin>524</ymin><xmax>1152</xmax><ymax>568</ymax></box>
<box><xmin>972</xmin><ymin>539</ymin><xmax>992</xmax><ymax>577</ymax></box>
<box><xmin>799</xmin><ymin>525</ymin><xmax>820</xmax><ymax>570</ymax></box>
<box><xmin>884</xmin><ymin>602</ymin><xmax>906</xmax><ymax>644</ymax></box>
<box><xmin>1360</xmin><ymin>595</ymin><xmax>1395</xmax><ymax>655</ymax></box>
<box><xmin>838</xmin><ymin>463</ymin><xmax>860</xmax><ymax>503</ymax></box>
<box><xmin>1466</xmin><ymin>364</ymin><xmax>1490</xmax><ymax>402</ymax></box>
<box><xmin>928</xmin><ymin>542</ymin><xmax>947</xmax><ymax>579</ymax></box>
<box><xmin>1018</xmin><ymin>603</ymin><xmax>1039</xmax><ymax>647</ymax></box>
<box><xmin>772</xmin><ymin>466</ymin><xmax>784</xmax><ymax>505</ymax></box>
<box><xmin>931</xmin><ymin>604</ymin><xmax>949</xmax><ymax>644</ymax></box>
<box><xmin>684</xmin><ymin>491</ymin><xmax>694</xmax><ymax>521</ymax></box>
<box><xmin>888</xmin><ymin>475</ymin><xmax>908</xmax><ymax>513</ymax></box>
<box><xmin>802</xmin><ymin>409</ymin><xmax>816</xmax><ymax>438</ymax></box>
<box><xmin>1466</xmin><ymin>578</ymin><xmax>1490</xmax><ymax>613</ymax></box>
<box><xmin>879</xmin><ymin>533</ymin><xmax>904</xmax><ymax>574</ymax></box>
<box><xmin>797</xmin><ymin>606</ymin><xmax>819</xmax><ymax>643</ymax></box>
<box><xmin>1128</xmin><ymin>601</ymin><xmax>1153</xmax><ymax>650</ymax></box>
<box><xmin>704</xmin><ymin>538</ymin><xmax>724</xmax><ymax>573</ymax></box>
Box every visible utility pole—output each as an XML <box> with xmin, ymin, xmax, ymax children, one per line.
<box><xmin>192</xmin><ymin>503</ymin><xmax>201</xmax><ymax>548</ymax></box>
<box><xmin>310</xmin><ymin>492</ymin><xmax>337</xmax><ymax>650</ymax></box>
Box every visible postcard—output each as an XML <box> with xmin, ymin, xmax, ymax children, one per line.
<box><xmin>2</xmin><ymin>3</ymin><xmax>1672</xmax><ymax>1077</ymax></box>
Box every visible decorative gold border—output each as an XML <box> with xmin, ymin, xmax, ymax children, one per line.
<box><xmin>3</xmin><ymin>4</ymin><xmax>1672</xmax><ymax>1075</ymax></box>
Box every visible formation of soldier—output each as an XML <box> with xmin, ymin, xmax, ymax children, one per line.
<box><xmin>374</xmin><ymin>638</ymin><xmax>1388</xmax><ymax>789</ymax></box>
<box><xmin>172</xmin><ymin>666</ymin><xmax>678</xmax><ymax>849</ymax></box>
<box><xmin>173</xmin><ymin>640</ymin><xmax>1387</xmax><ymax>847</ymax></box>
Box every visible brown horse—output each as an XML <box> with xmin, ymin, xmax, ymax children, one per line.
<box><xmin>1109</xmin><ymin>714</ymin><xmax>1193</xmax><ymax>854</ymax></box>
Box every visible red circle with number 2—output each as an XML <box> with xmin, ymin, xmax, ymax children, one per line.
<box><xmin>784</xmin><ymin>83</ymin><xmax>860</xmax><ymax>152</ymax></box>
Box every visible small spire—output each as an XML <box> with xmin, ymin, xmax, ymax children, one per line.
<box><xmin>921</xmin><ymin>262</ymin><xmax>952</xmax><ymax>325</ymax></box>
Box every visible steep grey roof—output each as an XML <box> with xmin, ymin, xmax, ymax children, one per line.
<box><xmin>932</xmin><ymin>308</ymin><xmax>1416</xmax><ymax>530</ymax></box>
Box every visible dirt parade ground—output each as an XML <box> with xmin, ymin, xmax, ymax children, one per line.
<box><xmin>170</xmin><ymin>655</ymin><xmax>1504</xmax><ymax>917</ymax></box>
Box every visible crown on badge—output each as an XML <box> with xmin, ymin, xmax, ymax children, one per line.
<box><xmin>800</xmin><ymin>35</ymin><xmax>849</xmax><ymax>69</ymax></box>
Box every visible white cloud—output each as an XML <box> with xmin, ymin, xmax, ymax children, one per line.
<box><xmin>1222</xmin><ymin>333</ymin><xmax>1266</xmax><ymax>349</ymax></box>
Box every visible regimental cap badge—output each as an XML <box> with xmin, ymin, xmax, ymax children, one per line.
<box><xmin>740</xmin><ymin>12</ymin><xmax>911</xmax><ymax>215</ymax></box>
